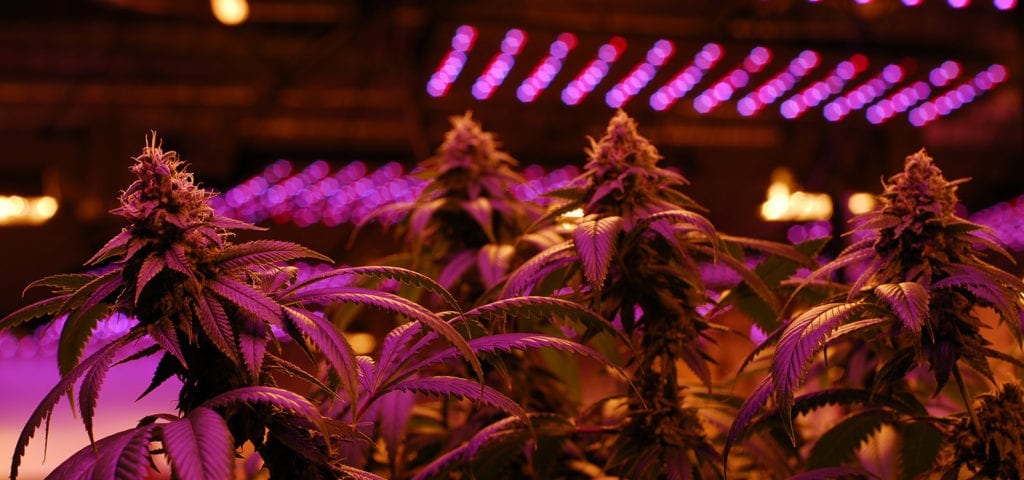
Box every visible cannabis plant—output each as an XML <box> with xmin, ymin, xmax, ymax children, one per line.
<box><xmin>0</xmin><ymin>135</ymin><xmax>505</xmax><ymax>479</ymax></box>
<box><xmin>361</xmin><ymin>111</ymin><xmax>556</xmax><ymax>304</ymax></box>
<box><xmin>504</xmin><ymin>110</ymin><xmax>808</xmax><ymax>479</ymax></box>
<box><xmin>729</xmin><ymin>149</ymin><xmax>1024</xmax><ymax>478</ymax></box>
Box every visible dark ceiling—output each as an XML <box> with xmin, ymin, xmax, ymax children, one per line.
<box><xmin>0</xmin><ymin>0</ymin><xmax>1021</xmax><ymax>312</ymax></box>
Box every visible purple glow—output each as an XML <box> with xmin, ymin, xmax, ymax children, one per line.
<box><xmin>948</xmin><ymin>0</ymin><xmax>970</xmax><ymax>7</ymax></box>
<box><xmin>562</xmin><ymin>36</ymin><xmax>625</xmax><ymax>106</ymax></box>
<box><xmin>993</xmin><ymin>0</ymin><xmax>1016</xmax><ymax>9</ymax></box>
<box><xmin>650</xmin><ymin>43</ymin><xmax>723</xmax><ymax>111</ymax></box>
<box><xmin>606</xmin><ymin>39</ymin><xmax>675</xmax><ymax>108</ymax></box>
<box><xmin>471</xmin><ymin>29</ymin><xmax>527</xmax><ymax>101</ymax></box>
<box><xmin>694</xmin><ymin>46</ymin><xmax>771</xmax><ymax>114</ymax></box>
<box><xmin>822</xmin><ymin>63</ymin><xmax>902</xmax><ymax>121</ymax></box>
<box><xmin>738</xmin><ymin>50</ymin><xmax>819</xmax><ymax>117</ymax></box>
<box><xmin>781</xmin><ymin>54</ymin><xmax>868</xmax><ymax>119</ymax></box>
<box><xmin>907</xmin><ymin>64</ymin><xmax>1010</xmax><ymax>127</ymax></box>
<box><xmin>427</xmin><ymin>25</ymin><xmax>476</xmax><ymax>97</ymax></box>
<box><xmin>902</xmin><ymin>0</ymin><xmax>923</xmax><ymax>5</ymax></box>
<box><xmin>517</xmin><ymin>32</ymin><xmax>577</xmax><ymax>103</ymax></box>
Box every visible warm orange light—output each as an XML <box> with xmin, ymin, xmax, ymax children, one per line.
<box><xmin>847</xmin><ymin>192</ymin><xmax>877</xmax><ymax>215</ymax></box>
<box><xmin>344</xmin><ymin>332</ymin><xmax>377</xmax><ymax>355</ymax></box>
<box><xmin>759</xmin><ymin>168</ymin><xmax>832</xmax><ymax>222</ymax></box>
<box><xmin>211</xmin><ymin>0</ymin><xmax>249</xmax><ymax>26</ymax></box>
<box><xmin>0</xmin><ymin>195</ymin><xmax>59</xmax><ymax>226</ymax></box>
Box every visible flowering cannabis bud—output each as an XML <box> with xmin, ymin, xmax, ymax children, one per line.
<box><xmin>421</xmin><ymin>111</ymin><xmax>519</xmax><ymax>199</ymax></box>
<box><xmin>878</xmin><ymin>148</ymin><xmax>963</xmax><ymax>237</ymax></box>
<box><xmin>111</xmin><ymin>133</ymin><xmax>223</xmax><ymax>264</ymax></box>
<box><xmin>943</xmin><ymin>382</ymin><xmax>1024</xmax><ymax>477</ymax></box>
<box><xmin>581</xmin><ymin>110</ymin><xmax>690</xmax><ymax>219</ymax></box>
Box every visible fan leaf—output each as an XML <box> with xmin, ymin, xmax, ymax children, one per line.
<box><xmin>572</xmin><ymin>216</ymin><xmax>623</xmax><ymax>289</ymax></box>
<box><xmin>162</xmin><ymin>407</ymin><xmax>233</xmax><ymax>480</ymax></box>
<box><xmin>214</xmin><ymin>240</ymin><xmax>331</xmax><ymax>271</ymax></box>
<box><xmin>478</xmin><ymin>243</ymin><xmax>516</xmax><ymax>289</ymax></box>
<box><xmin>207</xmin><ymin>276</ymin><xmax>282</xmax><ymax>322</ymax></box>
<box><xmin>384</xmin><ymin>376</ymin><xmax>527</xmax><ymax>422</ymax></box>
<box><xmin>502</xmin><ymin>241</ymin><xmax>575</xmax><ymax>297</ymax></box>
<box><xmin>806</xmin><ymin>409</ymin><xmax>895</xmax><ymax>469</ymax></box>
<box><xmin>200</xmin><ymin>386</ymin><xmax>322</xmax><ymax>428</ymax></box>
<box><xmin>8</xmin><ymin>329</ymin><xmax>143</xmax><ymax>479</ymax></box>
<box><xmin>283</xmin><ymin>306</ymin><xmax>360</xmax><ymax>410</ymax></box>
<box><xmin>873</xmin><ymin>282</ymin><xmax>929</xmax><ymax>333</ymax></box>
<box><xmin>772</xmin><ymin>302</ymin><xmax>866</xmax><ymax>442</ymax></box>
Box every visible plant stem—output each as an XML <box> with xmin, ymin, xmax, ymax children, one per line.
<box><xmin>952</xmin><ymin>362</ymin><xmax>981</xmax><ymax>438</ymax></box>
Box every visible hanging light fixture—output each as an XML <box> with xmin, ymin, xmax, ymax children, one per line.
<box><xmin>211</xmin><ymin>0</ymin><xmax>249</xmax><ymax>26</ymax></box>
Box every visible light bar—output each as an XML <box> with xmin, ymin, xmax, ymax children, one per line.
<box><xmin>517</xmin><ymin>33</ymin><xmax>577</xmax><ymax>103</ymax></box>
<box><xmin>823</xmin><ymin>64</ymin><xmax>903</xmax><ymax>122</ymax></box>
<box><xmin>472</xmin><ymin>28</ymin><xmax>527</xmax><ymax>101</ymax></box>
<box><xmin>865</xmin><ymin>81</ymin><xmax>931</xmax><ymax>124</ymax></box>
<box><xmin>780</xmin><ymin>54</ymin><xmax>868</xmax><ymax>119</ymax></box>
<box><xmin>738</xmin><ymin>50</ymin><xmax>820</xmax><ymax>117</ymax></box>
<box><xmin>649</xmin><ymin>43</ymin><xmax>723</xmax><ymax>111</ymax></box>
<box><xmin>426</xmin><ymin>25</ymin><xmax>477</xmax><ymax>98</ymax></box>
<box><xmin>606</xmin><ymin>39</ymin><xmax>675</xmax><ymax>108</ymax></box>
<box><xmin>561</xmin><ymin>36</ymin><xmax>627</xmax><ymax>106</ymax></box>
<box><xmin>909</xmin><ymin>64</ymin><xmax>1008</xmax><ymax>126</ymax></box>
<box><xmin>694</xmin><ymin>46</ymin><xmax>772</xmax><ymax>114</ymax></box>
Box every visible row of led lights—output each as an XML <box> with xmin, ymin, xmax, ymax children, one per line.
<box><xmin>818</xmin><ymin>0</ymin><xmax>1016</xmax><ymax>7</ymax></box>
<box><xmin>210</xmin><ymin>159</ymin><xmax>580</xmax><ymax>227</ymax></box>
<box><xmin>428</xmin><ymin>25</ymin><xmax>1010</xmax><ymax>127</ymax></box>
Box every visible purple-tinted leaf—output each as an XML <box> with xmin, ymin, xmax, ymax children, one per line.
<box><xmin>665</xmin><ymin>447</ymin><xmax>693</xmax><ymax>480</ymax></box>
<box><xmin>0</xmin><ymin>294</ymin><xmax>69</xmax><ymax>331</ymax></box>
<box><xmin>462</xmin><ymin>197</ymin><xmax>495</xmax><ymax>242</ymax></box>
<box><xmin>237</xmin><ymin>313</ymin><xmax>267</xmax><ymax>379</ymax></box>
<box><xmin>413</xmin><ymin>414</ymin><xmax>574</xmax><ymax>480</ymax></box>
<box><xmin>164</xmin><ymin>243</ymin><xmax>196</xmax><ymax>283</ymax></box>
<box><xmin>339</xmin><ymin>265</ymin><xmax>464</xmax><ymax>316</ymax></box>
<box><xmin>194</xmin><ymin>293</ymin><xmax>239</xmax><ymax>363</ymax></box>
<box><xmin>148</xmin><ymin>320</ymin><xmax>186</xmax><ymax>368</ymax></box>
<box><xmin>46</xmin><ymin>426</ymin><xmax>146</xmax><ymax>480</ymax></box>
<box><xmin>80</xmin><ymin>335</ymin><xmax>123</xmax><ymax>446</ymax></box>
<box><xmin>437</xmin><ymin>251</ymin><xmax>475</xmax><ymax>289</ymax></box>
<box><xmin>58</xmin><ymin>299</ymin><xmax>114</xmax><ymax>376</ymax></box>
<box><xmin>207</xmin><ymin>276</ymin><xmax>282</xmax><ymax>322</ymax></box>
<box><xmin>772</xmin><ymin>302</ymin><xmax>866</xmax><ymax>442</ymax></box>
<box><xmin>9</xmin><ymin>329</ymin><xmax>143</xmax><ymax>480</ymax></box>
<box><xmin>200</xmin><ymin>386</ymin><xmax>322</xmax><ymax>428</ymax></box>
<box><xmin>725</xmin><ymin>377</ymin><xmax>773</xmax><ymax>468</ymax></box>
<box><xmin>84</xmin><ymin>228</ymin><xmax>132</xmax><ymax>266</ymax></box>
<box><xmin>468</xmin><ymin>296</ymin><xmax>626</xmax><ymax>345</ymax></box>
<box><xmin>572</xmin><ymin>216</ymin><xmax>622</xmax><ymax>289</ymax></box>
<box><xmin>209</xmin><ymin>213</ymin><xmax>266</xmax><ymax>231</ymax></box>
<box><xmin>377</xmin><ymin>322</ymin><xmax>422</xmax><ymax>382</ymax></box>
<box><xmin>97</xmin><ymin>423</ymin><xmax>158</xmax><ymax>479</ymax></box>
<box><xmin>695</xmin><ymin>244</ymin><xmax>781</xmax><ymax>313</ymax></box>
<box><xmin>478</xmin><ymin>244</ymin><xmax>515</xmax><ymax>289</ymax></box>
<box><xmin>135</xmin><ymin>253</ymin><xmax>166</xmax><ymax>303</ymax></box>
<box><xmin>874</xmin><ymin>282</ymin><xmax>929</xmax><ymax>333</ymax></box>
<box><xmin>826</xmin><ymin>317</ymin><xmax>888</xmax><ymax>344</ymax></box>
<box><xmin>283</xmin><ymin>306</ymin><xmax>360</xmax><ymax>409</ymax></box>
<box><xmin>22</xmin><ymin>273</ymin><xmax>95</xmax><ymax>296</ymax></box>
<box><xmin>162</xmin><ymin>407</ymin><xmax>233</xmax><ymax>480</ymax></box>
<box><xmin>410</xmin><ymin>333</ymin><xmax>618</xmax><ymax>381</ymax></box>
<box><xmin>720</xmin><ymin>234</ymin><xmax>817</xmax><ymax>267</ymax></box>
<box><xmin>215</xmin><ymin>240</ymin><xmax>331</xmax><ymax>272</ymax></box>
<box><xmin>846</xmin><ymin>255</ymin><xmax>886</xmax><ymax>302</ymax></box>
<box><xmin>376</xmin><ymin>390</ymin><xmax>415</xmax><ymax>461</ymax></box>
<box><xmin>408</xmin><ymin>198</ymin><xmax>445</xmax><ymax>252</ymax></box>
<box><xmin>384</xmin><ymin>376</ymin><xmax>526</xmax><ymax>421</ymax></box>
<box><xmin>804</xmin><ymin>238</ymin><xmax>876</xmax><ymax>284</ymax></box>
<box><xmin>653</xmin><ymin>208</ymin><xmax>717</xmax><ymax>240</ymax></box>
<box><xmin>502</xmin><ymin>241</ymin><xmax>575</xmax><ymax>297</ymax></box>
<box><xmin>679</xmin><ymin>346</ymin><xmax>712</xmax><ymax>389</ymax></box>
<box><xmin>315</xmin><ymin>288</ymin><xmax>484</xmax><ymax>387</ymax></box>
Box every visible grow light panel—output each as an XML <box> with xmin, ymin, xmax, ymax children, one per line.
<box><xmin>517</xmin><ymin>33</ymin><xmax>577</xmax><ymax>103</ymax></box>
<box><xmin>427</xmin><ymin>25</ymin><xmax>1013</xmax><ymax>127</ymax></box>
<box><xmin>606</xmin><ymin>39</ymin><xmax>675</xmax><ymax>108</ymax></box>
<box><xmin>694</xmin><ymin>46</ymin><xmax>772</xmax><ymax>114</ymax></box>
<box><xmin>561</xmin><ymin>36</ymin><xmax>627</xmax><ymax>106</ymax></box>
<box><xmin>427</xmin><ymin>25</ymin><xmax>477</xmax><ymax>98</ymax></box>
<box><xmin>738</xmin><ymin>50</ymin><xmax>820</xmax><ymax>117</ymax></box>
<box><xmin>649</xmin><ymin>43</ymin><xmax>723</xmax><ymax>111</ymax></box>
<box><xmin>472</xmin><ymin>28</ymin><xmax>527</xmax><ymax>101</ymax></box>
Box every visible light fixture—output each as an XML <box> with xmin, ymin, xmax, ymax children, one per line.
<box><xmin>759</xmin><ymin>168</ymin><xmax>832</xmax><ymax>221</ymax></box>
<box><xmin>211</xmin><ymin>0</ymin><xmax>249</xmax><ymax>26</ymax></box>
<box><xmin>0</xmin><ymin>195</ymin><xmax>59</xmax><ymax>226</ymax></box>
